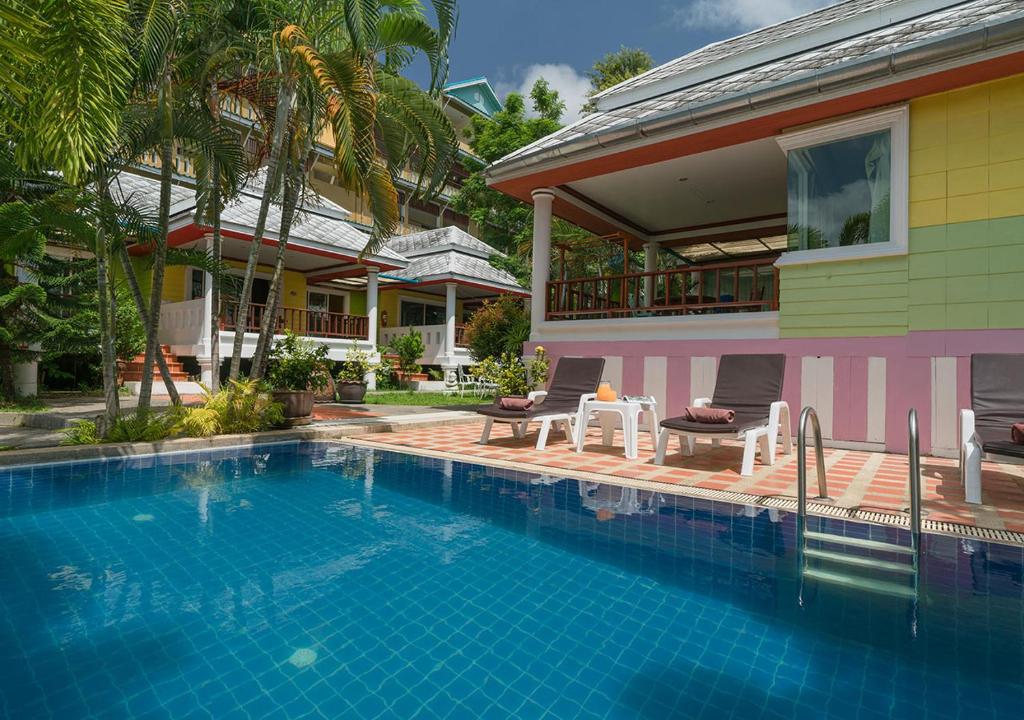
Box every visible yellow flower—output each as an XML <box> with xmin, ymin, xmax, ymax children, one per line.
<box><xmin>535</xmin><ymin>345</ymin><xmax>546</xmax><ymax>355</ymax></box>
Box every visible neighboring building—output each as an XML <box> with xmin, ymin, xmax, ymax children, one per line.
<box><xmin>16</xmin><ymin>76</ymin><xmax>524</xmax><ymax>396</ymax></box>
<box><xmin>485</xmin><ymin>0</ymin><xmax>1024</xmax><ymax>456</ymax></box>
<box><xmin>110</xmin><ymin>171</ymin><xmax>525</xmax><ymax>393</ymax></box>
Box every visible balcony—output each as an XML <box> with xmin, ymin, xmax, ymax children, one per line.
<box><xmin>545</xmin><ymin>257</ymin><xmax>779</xmax><ymax>321</ymax></box>
<box><xmin>221</xmin><ymin>303</ymin><xmax>369</xmax><ymax>340</ymax></box>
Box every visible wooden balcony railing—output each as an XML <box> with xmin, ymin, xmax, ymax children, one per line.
<box><xmin>455</xmin><ymin>324</ymin><xmax>467</xmax><ymax>348</ymax></box>
<box><xmin>546</xmin><ymin>257</ymin><xmax>780</xmax><ymax>321</ymax></box>
<box><xmin>221</xmin><ymin>303</ymin><xmax>369</xmax><ymax>340</ymax></box>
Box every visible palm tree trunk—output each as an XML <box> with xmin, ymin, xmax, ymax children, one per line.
<box><xmin>208</xmin><ymin>81</ymin><xmax>223</xmax><ymax>393</ymax></box>
<box><xmin>250</xmin><ymin>151</ymin><xmax>302</xmax><ymax>379</ymax></box>
<box><xmin>94</xmin><ymin>175</ymin><xmax>120</xmax><ymax>431</ymax></box>
<box><xmin>227</xmin><ymin>74</ymin><xmax>295</xmax><ymax>380</ymax></box>
<box><xmin>138</xmin><ymin>61</ymin><xmax>175</xmax><ymax>412</ymax></box>
<box><xmin>115</xmin><ymin>246</ymin><xmax>181</xmax><ymax>404</ymax></box>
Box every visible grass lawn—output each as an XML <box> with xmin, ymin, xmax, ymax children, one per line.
<box><xmin>0</xmin><ymin>397</ymin><xmax>47</xmax><ymax>413</ymax></box>
<box><xmin>363</xmin><ymin>390</ymin><xmax>487</xmax><ymax>406</ymax></box>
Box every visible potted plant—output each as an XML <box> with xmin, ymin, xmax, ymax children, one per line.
<box><xmin>265</xmin><ymin>332</ymin><xmax>332</xmax><ymax>426</ymax></box>
<box><xmin>336</xmin><ymin>342</ymin><xmax>376</xmax><ymax>403</ymax></box>
<box><xmin>386</xmin><ymin>329</ymin><xmax>425</xmax><ymax>387</ymax></box>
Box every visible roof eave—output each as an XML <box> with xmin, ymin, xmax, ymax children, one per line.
<box><xmin>486</xmin><ymin>15</ymin><xmax>1024</xmax><ymax>184</ymax></box>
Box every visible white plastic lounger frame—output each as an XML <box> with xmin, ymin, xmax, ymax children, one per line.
<box><xmin>654</xmin><ymin>397</ymin><xmax>793</xmax><ymax>477</ymax></box>
<box><xmin>479</xmin><ymin>391</ymin><xmax>597</xmax><ymax>451</ymax></box>
<box><xmin>959</xmin><ymin>409</ymin><xmax>983</xmax><ymax>505</ymax></box>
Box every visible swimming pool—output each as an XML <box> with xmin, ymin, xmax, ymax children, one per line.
<box><xmin>0</xmin><ymin>442</ymin><xmax>1020</xmax><ymax>719</ymax></box>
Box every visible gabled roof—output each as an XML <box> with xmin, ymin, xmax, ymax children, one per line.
<box><xmin>487</xmin><ymin>0</ymin><xmax>1024</xmax><ymax>177</ymax></box>
<box><xmin>444</xmin><ymin>77</ymin><xmax>503</xmax><ymax>118</ymax></box>
<box><xmin>385</xmin><ymin>226</ymin><xmax>526</xmax><ymax>293</ymax></box>
<box><xmin>385</xmin><ymin>225</ymin><xmax>497</xmax><ymax>259</ymax></box>
<box><xmin>110</xmin><ymin>169</ymin><xmax>405</xmax><ymax>267</ymax></box>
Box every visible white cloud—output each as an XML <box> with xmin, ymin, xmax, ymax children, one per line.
<box><xmin>495</xmin><ymin>63</ymin><xmax>592</xmax><ymax>124</ymax></box>
<box><xmin>675</xmin><ymin>0</ymin><xmax>837</xmax><ymax>31</ymax></box>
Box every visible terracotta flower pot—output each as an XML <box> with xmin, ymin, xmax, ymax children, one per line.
<box><xmin>272</xmin><ymin>389</ymin><xmax>315</xmax><ymax>426</ymax></box>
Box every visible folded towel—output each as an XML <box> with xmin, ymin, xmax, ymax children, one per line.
<box><xmin>684</xmin><ymin>406</ymin><xmax>735</xmax><ymax>424</ymax></box>
<box><xmin>499</xmin><ymin>397</ymin><xmax>534</xmax><ymax>411</ymax></box>
<box><xmin>1012</xmin><ymin>423</ymin><xmax>1024</xmax><ymax>445</ymax></box>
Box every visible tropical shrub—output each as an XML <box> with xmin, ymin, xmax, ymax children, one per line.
<box><xmin>386</xmin><ymin>330</ymin><xmax>425</xmax><ymax>384</ymax></box>
<box><xmin>61</xmin><ymin>419</ymin><xmax>100</xmax><ymax>445</ymax></box>
<box><xmin>473</xmin><ymin>348</ymin><xmax>549</xmax><ymax>397</ymax></box>
<box><xmin>266</xmin><ymin>332</ymin><xmax>332</xmax><ymax>392</ymax></box>
<box><xmin>375</xmin><ymin>358</ymin><xmax>399</xmax><ymax>390</ymax></box>
<box><xmin>463</xmin><ymin>295</ymin><xmax>530</xmax><ymax>361</ymax></box>
<box><xmin>185</xmin><ymin>379</ymin><xmax>284</xmax><ymax>435</ymax></box>
<box><xmin>104</xmin><ymin>412</ymin><xmax>176</xmax><ymax>443</ymax></box>
<box><xmin>337</xmin><ymin>342</ymin><xmax>376</xmax><ymax>383</ymax></box>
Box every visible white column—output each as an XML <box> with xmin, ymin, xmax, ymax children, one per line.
<box><xmin>444</xmin><ymin>282</ymin><xmax>457</xmax><ymax>360</ymax></box>
<box><xmin>530</xmin><ymin>189</ymin><xmax>555</xmax><ymax>333</ymax></box>
<box><xmin>366</xmin><ymin>267</ymin><xmax>379</xmax><ymax>349</ymax></box>
<box><xmin>643</xmin><ymin>241</ymin><xmax>658</xmax><ymax>306</ymax></box>
<box><xmin>365</xmin><ymin>267</ymin><xmax>379</xmax><ymax>390</ymax></box>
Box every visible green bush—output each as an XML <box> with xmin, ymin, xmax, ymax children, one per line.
<box><xmin>386</xmin><ymin>329</ymin><xmax>424</xmax><ymax>384</ymax></box>
<box><xmin>337</xmin><ymin>341</ymin><xmax>376</xmax><ymax>383</ymax></box>
<box><xmin>472</xmin><ymin>349</ymin><xmax>549</xmax><ymax>397</ymax></box>
<box><xmin>60</xmin><ymin>380</ymin><xmax>284</xmax><ymax>445</ymax></box>
<box><xmin>61</xmin><ymin>419</ymin><xmax>99</xmax><ymax>445</ymax></box>
<box><xmin>266</xmin><ymin>332</ymin><xmax>333</xmax><ymax>392</ymax></box>
<box><xmin>463</xmin><ymin>295</ymin><xmax>529</xmax><ymax>361</ymax></box>
<box><xmin>192</xmin><ymin>380</ymin><xmax>284</xmax><ymax>436</ymax></box>
<box><xmin>375</xmin><ymin>359</ymin><xmax>399</xmax><ymax>390</ymax></box>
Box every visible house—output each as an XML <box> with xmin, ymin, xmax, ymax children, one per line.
<box><xmin>111</xmin><ymin>170</ymin><xmax>524</xmax><ymax>394</ymax></box>
<box><xmin>16</xmin><ymin>77</ymin><xmax>525</xmax><ymax>396</ymax></box>
<box><xmin>484</xmin><ymin>0</ymin><xmax>1024</xmax><ymax>456</ymax></box>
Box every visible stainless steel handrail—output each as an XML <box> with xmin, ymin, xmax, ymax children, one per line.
<box><xmin>797</xmin><ymin>406</ymin><xmax>830</xmax><ymax>517</ymax></box>
<box><xmin>908</xmin><ymin>408</ymin><xmax>922</xmax><ymax>542</ymax></box>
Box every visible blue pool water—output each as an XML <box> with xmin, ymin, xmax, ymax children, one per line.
<box><xmin>0</xmin><ymin>442</ymin><xmax>1021</xmax><ymax>719</ymax></box>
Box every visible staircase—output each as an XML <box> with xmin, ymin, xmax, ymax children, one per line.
<box><xmin>120</xmin><ymin>346</ymin><xmax>189</xmax><ymax>383</ymax></box>
<box><xmin>120</xmin><ymin>346</ymin><xmax>205</xmax><ymax>396</ymax></box>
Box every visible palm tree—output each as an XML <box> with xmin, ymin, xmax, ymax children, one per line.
<box><xmin>229</xmin><ymin>0</ymin><xmax>459</xmax><ymax>380</ymax></box>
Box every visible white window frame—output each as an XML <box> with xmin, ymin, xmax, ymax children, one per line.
<box><xmin>307</xmin><ymin>287</ymin><xmax>350</xmax><ymax>314</ymax></box>
<box><xmin>774</xmin><ymin>105</ymin><xmax>909</xmax><ymax>267</ymax></box>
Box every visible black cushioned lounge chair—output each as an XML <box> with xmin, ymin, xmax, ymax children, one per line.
<box><xmin>477</xmin><ymin>357</ymin><xmax>606</xmax><ymax>450</ymax></box>
<box><xmin>960</xmin><ymin>353</ymin><xmax>1024</xmax><ymax>504</ymax></box>
<box><xmin>654</xmin><ymin>354</ymin><xmax>791</xmax><ymax>476</ymax></box>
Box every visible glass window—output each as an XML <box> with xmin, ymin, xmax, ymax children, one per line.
<box><xmin>189</xmin><ymin>268</ymin><xmax>205</xmax><ymax>300</ymax></box>
<box><xmin>399</xmin><ymin>300</ymin><xmax>446</xmax><ymax>326</ymax></box>
<box><xmin>787</xmin><ymin>129</ymin><xmax>891</xmax><ymax>251</ymax></box>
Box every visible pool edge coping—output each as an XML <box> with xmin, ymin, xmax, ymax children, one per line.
<box><xmin>338</xmin><ymin>436</ymin><xmax>1024</xmax><ymax>548</ymax></box>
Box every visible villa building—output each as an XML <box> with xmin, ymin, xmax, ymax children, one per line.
<box><xmin>21</xmin><ymin>77</ymin><xmax>525</xmax><ymax>395</ymax></box>
<box><xmin>485</xmin><ymin>0</ymin><xmax>1024</xmax><ymax>456</ymax></box>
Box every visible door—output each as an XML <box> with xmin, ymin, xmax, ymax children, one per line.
<box><xmin>307</xmin><ymin>291</ymin><xmax>329</xmax><ymax>336</ymax></box>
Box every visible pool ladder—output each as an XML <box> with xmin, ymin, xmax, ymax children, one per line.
<box><xmin>796</xmin><ymin>407</ymin><xmax>922</xmax><ymax>633</ymax></box>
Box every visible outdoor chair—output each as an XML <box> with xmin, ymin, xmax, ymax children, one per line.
<box><xmin>457</xmin><ymin>365</ymin><xmax>481</xmax><ymax>397</ymax></box>
<box><xmin>476</xmin><ymin>357</ymin><xmax>606</xmax><ymax>451</ymax></box>
<box><xmin>960</xmin><ymin>353</ymin><xmax>1024</xmax><ymax>504</ymax></box>
<box><xmin>655</xmin><ymin>354</ymin><xmax>792</xmax><ymax>476</ymax></box>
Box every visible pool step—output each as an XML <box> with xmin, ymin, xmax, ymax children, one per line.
<box><xmin>803</xmin><ymin>531</ymin><xmax>915</xmax><ymax>556</ymax></box>
<box><xmin>803</xmin><ymin>547</ymin><xmax>916</xmax><ymax>574</ymax></box>
<box><xmin>802</xmin><ymin>567</ymin><xmax>917</xmax><ymax>599</ymax></box>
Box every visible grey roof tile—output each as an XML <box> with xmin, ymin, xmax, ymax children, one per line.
<box><xmin>492</xmin><ymin>0</ymin><xmax>1022</xmax><ymax>171</ymax></box>
<box><xmin>385</xmin><ymin>225</ymin><xmax>499</xmax><ymax>258</ymax></box>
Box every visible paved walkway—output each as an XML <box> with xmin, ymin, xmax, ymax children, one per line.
<box><xmin>352</xmin><ymin>421</ymin><xmax>1024</xmax><ymax>540</ymax></box>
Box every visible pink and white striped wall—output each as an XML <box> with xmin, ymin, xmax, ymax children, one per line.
<box><xmin>528</xmin><ymin>329</ymin><xmax>1024</xmax><ymax>456</ymax></box>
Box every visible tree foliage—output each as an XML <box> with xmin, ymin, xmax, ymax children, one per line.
<box><xmin>588</xmin><ymin>46</ymin><xmax>654</xmax><ymax>96</ymax></box>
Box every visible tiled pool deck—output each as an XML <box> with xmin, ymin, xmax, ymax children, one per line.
<box><xmin>352</xmin><ymin>422</ymin><xmax>1024</xmax><ymax>540</ymax></box>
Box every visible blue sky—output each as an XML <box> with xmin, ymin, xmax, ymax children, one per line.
<box><xmin>409</xmin><ymin>0</ymin><xmax>837</xmax><ymax>122</ymax></box>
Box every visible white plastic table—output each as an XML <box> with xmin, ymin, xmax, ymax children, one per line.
<box><xmin>574</xmin><ymin>398</ymin><xmax>660</xmax><ymax>460</ymax></box>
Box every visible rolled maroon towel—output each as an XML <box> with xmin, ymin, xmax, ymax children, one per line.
<box><xmin>684</xmin><ymin>406</ymin><xmax>735</xmax><ymax>424</ymax></box>
<box><xmin>1012</xmin><ymin>422</ymin><xmax>1024</xmax><ymax>445</ymax></box>
<box><xmin>499</xmin><ymin>397</ymin><xmax>534</xmax><ymax>411</ymax></box>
